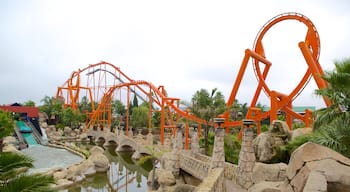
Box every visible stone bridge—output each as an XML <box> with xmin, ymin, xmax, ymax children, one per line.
<box><xmin>86</xmin><ymin>128</ymin><xmax>239</xmax><ymax>192</ymax></box>
<box><xmin>86</xmin><ymin>129</ymin><xmax>155</xmax><ymax>158</ymax></box>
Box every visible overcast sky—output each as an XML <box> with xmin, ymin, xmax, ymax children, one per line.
<box><xmin>0</xmin><ymin>0</ymin><xmax>349</xmax><ymax>108</ymax></box>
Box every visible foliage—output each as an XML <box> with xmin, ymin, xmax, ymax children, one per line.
<box><xmin>0</xmin><ymin>110</ymin><xmax>14</xmax><ymax>139</ymax></box>
<box><xmin>0</xmin><ymin>152</ymin><xmax>33</xmax><ymax>181</ymax></box>
<box><xmin>112</xmin><ymin>100</ymin><xmax>126</xmax><ymax>116</ymax></box>
<box><xmin>312</xmin><ymin>58</ymin><xmax>350</xmax><ymax>157</ymax></box>
<box><xmin>39</xmin><ymin>96</ymin><xmax>63</xmax><ymax>121</ymax></box>
<box><xmin>130</xmin><ymin>106</ymin><xmax>148</xmax><ymax>128</ymax></box>
<box><xmin>224</xmin><ymin>134</ymin><xmax>241</xmax><ymax>164</ymax></box>
<box><xmin>60</xmin><ymin>107</ymin><xmax>84</xmax><ymax>129</ymax></box>
<box><xmin>199</xmin><ymin>133</ymin><xmax>241</xmax><ymax>164</ymax></box>
<box><xmin>191</xmin><ymin>88</ymin><xmax>226</xmax><ymax>155</ymax></box>
<box><xmin>279</xmin><ymin>134</ymin><xmax>312</xmax><ymax>163</ymax></box>
<box><xmin>22</xmin><ymin>100</ymin><xmax>36</xmax><ymax>107</ymax></box>
<box><xmin>0</xmin><ymin>152</ymin><xmax>57</xmax><ymax>192</ymax></box>
<box><xmin>311</xmin><ymin>118</ymin><xmax>350</xmax><ymax>157</ymax></box>
<box><xmin>0</xmin><ymin>110</ymin><xmax>14</xmax><ymax>152</ymax></box>
<box><xmin>137</xmin><ymin>145</ymin><xmax>166</xmax><ymax>190</ymax></box>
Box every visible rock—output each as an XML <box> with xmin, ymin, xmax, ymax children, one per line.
<box><xmin>79</xmin><ymin>133</ymin><xmax>88</xmax><ymax>140</ymax></box>
<box><xmin>253</xmin><ymin>120</ymin><xmax>291</xmax><ymax>163</ymax></box>
<box><xmin>64</xmin><ymin>126</ymin><xmax>72</xmax><ymax>135</ymax></box>
<box><xmin>174</xmin><ymin>184</ymin><xmax>195</xmax><ymax>192</ymax></box>
<box><xmin>3</xmin><ymin>136</ymin><xmax>17</xmax><ymax>145</ymax></box>
<box><xmin>248</xmin><ymin>181</ymin><xmax>284</xmax><ymax>192</ymax></box>
<box><xmin>291</xmin><ymin>127</ymin><xmax>312</xmax><ymax>140</ymax></box>
<box><xmin>55</xmin><ymin>178</ymin><xmax>74</xmax><ymax>188</ymax></box>
<box><xmin>287</xmin><ymin>142</ymin><xmax>350</xmax><ymax>192</ymax></box>
<box><xmin>89</xmin><ymin>146</ymin><xmax>104</xmax><ymax>155</ymax></box>
<box><xmin>41</xmin><ymin>122</ymin><xmax>48</xmax><ymax>128</ymax></box>
<box><xmin>3</xmin><ymin>144</ymin><xmax>19</xmax><ymax>153</ymax></box>
<box><xmin>66</xmin><ymin>164</ymin><xmax>79</xmax><ymax>180</ymax></box>
<box><xmin>132</xmin><ymin>151</ymin><xmax>141</xmax><ymax>160</ymax></box>
<box><xmin>157</xmin><ymin>169</ymin><xmax>176</xmax><ymax>186</ymax></box>
<box><xmin>88</xmin><ymin>153</ymin><xmax>109</xmax><ymax>172</ymax></box>
<box><xmin>77</xmin><ymin>159</ymin><xmax>96</xmax><ymax>176</ymax></box>
<box><xmin>53</xmin><ymin>169</ymin><xmax>68</xmax><ymax>180</ymax></box>
<box><xmin>303</xmin><ymin>171</ymin><xmax>327</xmax><ymax>192</ymax></box>
<box><xmin>252</xmin><ymin>162</ymin><xmax>287</xmax><ymax>183</ymax></box>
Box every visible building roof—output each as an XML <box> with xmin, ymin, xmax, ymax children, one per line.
<box><xmin>261</xmin><ymin>106</ymin><xmax>316</xmax><ymax>113</ymax></box>
<box><xmin>0</xmin><ymin>105</ymin><xmax>39</xmax><ymax>118</ymax></box>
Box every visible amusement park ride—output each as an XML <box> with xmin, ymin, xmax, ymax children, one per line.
<box><xmin>56</xmin><ymin>12</ymin><xmax>330</xmax><ymax>144</ymax></box>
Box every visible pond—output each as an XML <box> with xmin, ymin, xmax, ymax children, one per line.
<box><xmin>63</xmin><ymin>145</ymin><xmax>152</xmax><ymax>192</ymax></box>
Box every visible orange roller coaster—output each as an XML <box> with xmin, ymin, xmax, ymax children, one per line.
<box><xmin>56</xmin><ymin>61</ymin><xmax>206</xmax><ymax>145</ymax></box>
<box><xmin>223</xmin><ymin>12</ymin><xmax>330</xmax><ymax>136</ymax></box>
<box><xmin>57</xmin><ymin>12</ymin><xmax>330</xmax><ymax>144</ymax></box>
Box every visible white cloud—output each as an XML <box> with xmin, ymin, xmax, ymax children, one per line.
<box><xmin>0</xmin><ymin>0</ymin><xmax>349</xmax><ymax>109</ymax></box>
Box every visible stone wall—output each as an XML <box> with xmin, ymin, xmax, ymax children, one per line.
<box><xmin>179</xmin><ymin>153</ymin><xmax>210</xmax><ymax>180</ymax></box>
<box><xmin>195</xmin><ymin>168</ymin><xmax>224</xmax><ymax>192</ymax></box>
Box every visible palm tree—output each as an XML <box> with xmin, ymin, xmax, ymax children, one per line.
<box><xmin>0</xmin><ymin>152</ymin><xmax>57</xmax><ymax>192</ymax></box>
<box><xmin>313</xmin><ymin>58</ymin><xmax>350</xmax><ymax>157</ymax></box>
<box><xmin>191</xmin><ymin>88</ymin><xmax>226</xmax><ymax>155</ymax></box>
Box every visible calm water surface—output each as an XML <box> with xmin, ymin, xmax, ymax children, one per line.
<box><xmin>65</xmin><ymin>145</ymin><xmax>152</xmax><ymax>192</ymax></box>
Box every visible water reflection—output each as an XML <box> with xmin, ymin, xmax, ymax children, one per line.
<box><xmin>65</xmin><ymin>145</ymin><xmax>152</xmax><ymax>192</ymax></box>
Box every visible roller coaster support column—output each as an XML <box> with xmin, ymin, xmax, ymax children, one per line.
<box><xmin>160</xmin><ymin>98</ymin><xmax>165</xmax><ymax>145</ymax></box>
<box><xmin>126</xmin><ymin>86</ymin><xmax>130</xmax><ymax>136</ymax></box>
<box><xmin>224</xmin><ymin>49</ymin><xmax>252</xmax><ymax>133</ymax></box>
<box><xmin>299</xmin><ymin>42</ymin><xmax>331</xmax><ymax>107</ymax></box>
<box><xmin>270</xmin><ymin>91</ymin><xmax>278</xmax><ymax>124</ymax></box>
<box><xmin>185</xmin><ymin>122</ymin><xmax>189</xmax><ymax>150</ymax></box>
<box><xmin>285</xmin><ymin>102</ymin><xmax>293</xmax><ymax>129</ymax></box>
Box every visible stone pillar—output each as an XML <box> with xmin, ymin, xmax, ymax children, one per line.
<box><xmin>191</xmin><ymin>131</ymin><xmax>200</xmax><ymax>154</ymax></box>
<box><xmin>209</xmin><ymin>126</ymin><xmax>225</xmax><ymax>170</ymax></box>
<box><xmin>237</xmin><ymin>119</ymin><xmax>256</xmax><ymax>189</ymax></box>
<box><xmin>146</xmin><ymin>129</ymin><xmax>153</xmax><ymax>145</ymax></box>
<box><xmin>167</xmin><ymin>125</ymin><xmax>183</xmax><ymax>176</ymax></box>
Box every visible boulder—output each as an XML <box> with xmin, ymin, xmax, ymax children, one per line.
<box><xmin>287</xmin><ymin>142</ymin><xmax>350</xmax><ymax>192</ymax></box>
<box><xmin>253</xmin><ymin>120</ymin><xmax>291</xmax><ymax>163</ymax></box>
<box><xmin>53</xmin><ymin>169</ymin><xmax>68</xmax><ymax>180</ymax></box>
<box><xmin>77</xmin><ymin>159</ymin><xmax>96</xmax><ymax>176</ymax></box>
<box><xmin>55</xmin><ymin>178</ymin><xmax>74</xmax><ymax>188</ymax></box>
<box><xmin>3</xmin><ymin>136</ymin><xmax>17</xmax><ymax>145</ymax></box>
<box><xmin>88</xmin><ymin>153</ymin><xmax>109</xmax><ymax>172</ymax></box>
<box><xmin>248</xmin><ymin>181</ymin><xmax>284</xmax><ymax>192</ymax></box>
<box><xmin>158</xmin><ymin>169</ymin><xmax>176</xmax><ymax>186</ymax></box>
<box><xmin>303</xmin><ymin>171</ymin><xmax>327</xmax><ymax>192</ymax></box>
<box><xmin>89</xmin><ymin>146</ymin><xmax>104</xmax><ymax>155</ymax></box>
<box><xmin>291</xmin><ymin>127</ymin><xmax>312</xmax><ymax>140</ymax></box>
<box><xmin>252</xmin><ymin>162</ymin><xmax>287</xmax><ymax>183</ymax></box>
<box><xmin>3</xmin><ymin>144</ymin><xmax>19</xmax><ymax>152</ymax></box>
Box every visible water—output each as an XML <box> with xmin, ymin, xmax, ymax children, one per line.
<box><xmin>65</xmin><ymin>146</ymin><xmax>152</xmax><ymax>192</ymax></box>
<box><xmin>22</xmin><ymin>145</ymin><xmax>84</xmax><ymax>173</ymax></box>
<box><xmin>16</xmin><ymin>121</ymin><xmax>31</xmax><ymax>132</ymax></box>
<box><xmin>22</xmin><ymin>132</ymin><xmax>38</xmax><ymax>146</ymax></box>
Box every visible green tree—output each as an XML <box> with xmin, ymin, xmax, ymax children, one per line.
<box><xmin>313</xmin><ymin>58</ymin><xmax>350</xmax><ymax>157</ymax></box>
<box><xmin>130</xmin><ymin>106</ymin><xmax>148</xmax><ymax>128</ymax></box>
<box><xmin>60</xmin><ymin>107</ymin><xmax>83</xmax><ymax>129</ymax></box>
<box><xmin>39</xmin><ymin>96</ymin><xmax>63</xmax><ymax>122</ymax></box>
<box><xmin>22</xmin><ymin>100</ymin><xmax>36</xmax><ymax>107</ymax></box>
<box><xmin>0</xmin><ymin>110</ymin><xmax>14</xmax><ymax>152</ymax></box>
<box><xmin>0</xmin><ymin>152</ymin><xmax>56</xmax><ymax>192</ymax></box>
<box><xmin>112</xmin><ymin>100</ymin><xmax>126</xmax><ymax>116</ymax></box>
<box><xmin>190</xmin><ymin>88</ymin><xmax>226</xmax><ymax>155</ymax></box>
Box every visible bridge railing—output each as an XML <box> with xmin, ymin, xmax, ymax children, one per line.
<box><xmin>179</xmin><ymin>153</ymin><xmax>210</xmax><ymax>180</ymax></box>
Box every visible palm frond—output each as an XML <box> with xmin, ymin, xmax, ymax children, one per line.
<box><xmin>0</xmin><ymin>174</ymin><xmax>56</xmax><ymax>192</ymax></box>
<box><xmin>0</xmin><ymin>152</ymin><xmax>33</xmax><ymax>181</ymax></box>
